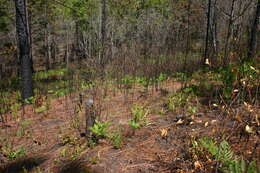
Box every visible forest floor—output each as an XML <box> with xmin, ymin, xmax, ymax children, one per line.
<box><xmin>0</xmin><ymin>78</ymin><xmax>259</xmax><ymax>173</ymax></box>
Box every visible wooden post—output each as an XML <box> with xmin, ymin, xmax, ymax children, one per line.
<box><xmin>85</xmin><ymin>98</ymin><xmax>96</xmax><ymax>139</ymax></box>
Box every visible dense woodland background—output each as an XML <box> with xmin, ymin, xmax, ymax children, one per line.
<box><xmin>0</xmin><ymin>0</ymin><xmax>259</xmax><ymax>78</ymax></box>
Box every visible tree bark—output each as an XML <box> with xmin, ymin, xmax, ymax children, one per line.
<box><xmin>15</xmin><ymin>0</ymin><xmax>33</xmax><ymax>100</ymax></box>
<box><xmin>210</xmin><ymin>0</ymin><xmax>219</xmax><ymax>64</ymax></box>
<box><xmin>223</xmin><ymin>0</ymin><xmax>236</xmax><ymax>65</ymax></box>
<box><xmin>66</xmin><ymin>24</ymin><xmax>70</xmax><ymax>68</ymax></box>
<box><xmin>247</xmin><ymin>0</ymin><xmax>260</xmax><ymax>61</ymax></box>
<box><xmin>0</xmin><ymin>64</ymin><xmax>3</xmax><ymax>79</ymax></box>
<box><xmin>27</xmin><ymin>0</ymin><xmax>34</xmax><ymax>73</ymax></box>
<box><xmin>45</xmin><ymin>0</ymin><xmax>51</xmax><ymax>70</ymax></box>
<box><xmin>204</xmin><ymin>0</ymin><xmax>212</xmax><ymax>65</ymax></box>
<box><xmin>99</xmin><ymin>0</ymin><xmax>107</xmax><ymax>68</ymax></box>
<box><xmin>75</xmin><ymin>21</ymin><xmax>80</xmax><ymax>60</ymax></box>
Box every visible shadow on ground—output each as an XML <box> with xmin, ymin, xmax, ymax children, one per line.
<box><xmin>56</xmin><ymin>159</ymin><xmax>94</xmax><ymax>173</ymax></box>
<box><xmin>0</xmin><ymin>156</ymin><xmax>47</xmax><ymax>173</ymax></box>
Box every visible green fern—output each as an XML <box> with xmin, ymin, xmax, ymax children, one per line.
<box><xmin>197</xmin><ymin>138</ymin><xmax>259</xmax><ymax>173</ymax></box>
<box><xmin>198</xmin><ymin>137</ymin><xmax>218</xmax><ymax>156</ymax></box>
<box><xmin>217</xmin><ymin>140</ymin><xmax>234</xmax><ymax>164</ymax></box>
<box><xmin>221</xmin><ymin>159</ymin><xmax>259</xmax><ymax>173</ymax></box>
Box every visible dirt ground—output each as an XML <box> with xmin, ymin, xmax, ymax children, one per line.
<box><xmin>0</xmin><ymin>80</ymin><xmax>259</xmax><ymax>173</ymax></box>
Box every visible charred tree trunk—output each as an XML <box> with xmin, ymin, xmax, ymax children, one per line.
<box><xmin>0</xmin><ymin>64</ymin><xmax>3</xmax><ymax>79</ymax></box>
<box><xmin>27</xmin><ymin>0</ymin><xmax>34</xmax><ymax>73</ymax></box>
<box><xmin>75</xmin><ymin>21</ymin><xmax>80</xmax><ymax>61</ymax></box>
<box><xmin>99</xmin><ymin>0</ymin><xmax>107</xmax><ymax>69</ymax></box>
<box><xmin>247</xmin><ymin>0</ymin><xmax>260</xmax><ymax>61</ymax></box>
<box><xmin>15</xmin><ymin>0</ymin><xmax>33</xmax><ymax>100</ymax></box>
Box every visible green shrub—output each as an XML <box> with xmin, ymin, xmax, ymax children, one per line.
<box><xmin>109</xmin><ymin>131</ymin><xmax>122</xmax><ymax>149</ymax></box>
<box><xmin>89</xmin><ymin>120</ymin><xmax>110</xmax><ymax>138</ymax></box>
<box><xmin>2</xmin><ymin>144</ymin><xmax>27</xmax><ymax>160</ymax></box>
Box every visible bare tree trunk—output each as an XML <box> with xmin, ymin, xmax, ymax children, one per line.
<box><xmin>66</xmin><ymin>24</ymin><xmax>70</xmax><ymax>68</ymax></box>
<box><xmin>45</xmin><ymin>30</ymin><xmax>50</xmax><ymax>70</ymax></box>
<box><xmin>223</xmin><ymin>0</ymin><xmax>236</xmax><ymax>65</ymax></box>
<box><xmin>143</xmin><ymin>0</ymin><xmax>149</xmax><ymax>59</ymax></box>
<box><xmin>27</xmin><ymin>0</ymin><xmax>34</xmax><ymax>73</ymax></box>
<box><xmin>247</xmin><ymin>0</ymin><xmax>260</xmax><ymax>61</ymax></box>
<box><xmin>44</xmin><ymin>0</ymin><xmax>51</xmax><ymax>70</ymax></box>
<box><xmin>111</xmin><ymin>22</ymin><xmax>115</xmax><ymax>60</ymax></box>
<box><xmin>183</xmin><ymin>0</ymin><xmax>191</xmax><ymax>81</ymax></box>
<box><xmin>0</xmin><ymin>64</ymin><xmax>3</xmax><ymax>79</ymax></box>
<box><xmin>47</xmin><ymin>33</ymin><xmax>52</xmax><ymax>68</ymax></box>
<box><xmin>211</xmin><ymin>0</ymin><xmax>219</xmax><ymax>64</ymax></box>
<box><xmin>15</xmin><ymin>0</ymin><xmax>33</xmax><ymax>100</ymax></box>
<box><xmin>99</xmin><ymin>0</ymin><xmax>107</xmax><ymax>69</ymax></box>
<box><xmin>204</xmin><ymin>0</ymin><xmax>212</xmax><ymax>65</ymax></box>
<box><xmin>75</xmin><ymin>21</ymin><xmax>80</xmax><ymax>61</ymax></box>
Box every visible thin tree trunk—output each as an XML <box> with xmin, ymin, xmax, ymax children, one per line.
<box><xmin>15</xmin><ymin>0</ymin><xmax>33</xmax><ymax>100</ymax></box>
<box><xmin>27</xmin><ymin>0</ymin><xmax>34</xmax><ymax>73</ymax></box>
<box><xmin>204</xmin><ymin>0</ymin><xmax>212</xmax><ymax>65</ymax></box>
<box><xmin>99</xmin><ymin>0</ymin><xmax>107</xmax><ymax>68</ymax></box>
<box><xmin>144</xmin><ymin>0</ymin><xmax>148</xmax><ymax>59</ymax></box>
<box><xmin>75</xmin><ymin>21</ymin><xmax>80</xmax><ymax>61</ymax></box>
<box><xmin>45</xmin><ymin>30</ymin><xmax>50</xmax><ymax>70</ymax></box>
<box><xmin>66</xmin><ymin>24</ymin><xmax>70</xmax><ymax>68</ymax></box>
<box><xmin>223</xmin><ymin>0</ymin><xmax>235</xmax><ymax>65</ymax></box>
<box><xmin>47</xmin><ymin>32</ymin><xmax>52</xmax><ymax>69</ymax></box>
<box><xmin>45</xmin><ymin>0</ymin><xmax>51</xmax><ymax>70</ymax></box>
<box><xmin>211</xmin><ymin>0</ymin><xmax>219</xmax><ymax>64</ymax></box>
<box><xmin>0</xmin><ymin>64</ymin><xmax>3</xmax><ymax>79</ymax></box>
<box><xmin>247</xmin><ymin>0</ymin><xmax>260</xmax><ymax>61</ymax></box>
<box><xmin>111</xmin><ymin>22</ymin><xmax>115</xmax><ymax>60</ymax></box>
<box><xmin>183</xmin><ymin>0</ymin><xmax>191</xmax><ymax>78</ymax></box>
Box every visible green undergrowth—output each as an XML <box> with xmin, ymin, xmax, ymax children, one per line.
<box><xmin>190</xmin><ymin>61</ymin><xmax>260</xmax><ymax>104</ymax></box>
<box><xmin>0</xmin><ymin>68</ymin><xmax>95</xmax><ymax>115</ymax></box>
<box><xmin>1</xmin><ymin>61</ymin><xmax>259</xmax><ymax>118</ymax></box>
<box><xmin>128</xmin><ymin>104</ymin><xmax>150</xmax><ymax>129</ymax></box>
<box><xmin>192</xmin><ymin>137</ymin><xmax>259</xmax><ymax>173</ymax></box>
<box><xmin>33</xmin><ymin>68</ymin><xmax>69</xmax><ymax>81</ymax></box>
<box><xmin>166</xmin><ymin>85</ymin><xmax>197</xmax><ymax>112</ymax></box>
<box><xmin>118</xmin><ymin>73</ymin><xmax>168</xmax><ymax>86</ymax></box>
<box><xmin>88</xmin><ymin>120</ymin><xmax>123</xmax><ymax>149</ymax></box>
<box><xmin>1</xmin><ymin>143</ymin><xmax>27</xmax><ymax>161</ymax></box>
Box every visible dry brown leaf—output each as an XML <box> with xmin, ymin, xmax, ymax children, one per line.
<box><xmin>176</xmin><ymin>119</ymin><xmax>184</xmax><ymax>125</ymax></box>
<box><xmin>160</xmin><ymin>129</ymin><xmax>168</xmax><ymax>137</ymax></box>
<box><xmin>194</xmin><ymin>161</ymin><xmax>202</xmax><ymax>169</ymax></box>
